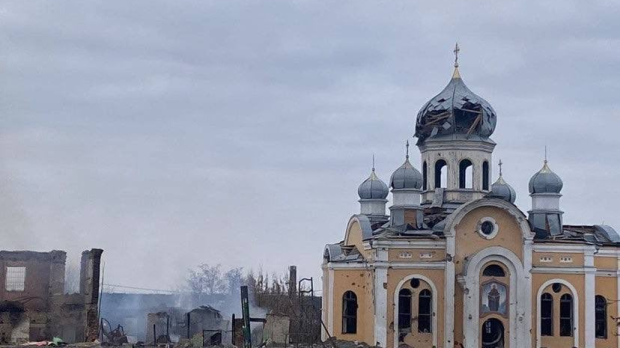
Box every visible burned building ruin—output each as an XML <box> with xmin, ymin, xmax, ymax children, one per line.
<box><xmin>0</xmin><ymin>248</ymin><xmax>103</xmax><ymax>344</ymax></box>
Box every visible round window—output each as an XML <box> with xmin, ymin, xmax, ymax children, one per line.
<box><xmin>410</xmin><ymin>278</ymin><xmax>420</xmax><ymax>288</ymax></box>
<box><xmin>477</xmin><ymin>217</ymin><xmax>498</xmax><ymax>239</ymax></box>
<box><xmin>552</xmin><ymin>283</ymin><xmax>562</xmax><ymax>293</ymax></box>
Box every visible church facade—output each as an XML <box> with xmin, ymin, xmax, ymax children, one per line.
<box><xmin>321</xmin><ymin>51</ymin><xmax>620</xmax><ymax>348</ymax></box>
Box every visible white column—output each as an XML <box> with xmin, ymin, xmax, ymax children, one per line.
<box><xmin>328</xmin><ymin>268</ymin><xmax>335</xmax><ymax>336</ymax></box>
<box><xmin>375</xmin><ymin>248</ymin><xmax>388</xmax><ymax>347</ymax></box>
<box><xmin>444</xmin><ymin>237</ymin><xmax>455</xmax><ymax>348</ymax></box>
<box><xmin>374</xmin><ymin>266</ymin><xmax>388</xmax><ymax>347</ymax></box>
<box><xmin>584</xmin><ymin>249</ymin><xmax>596</xmax><ymax>348</ymax></box>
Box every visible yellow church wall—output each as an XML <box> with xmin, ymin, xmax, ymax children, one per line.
<box><xmin>532</xmin><ymin>252</ymin><xmax>584</xmax><ymax>267</ymax></box>
<box><xmin>344</xmin><ymin>220</ymin><xmax>372</xmax><ymax>259</ymax></box>
<box><xmin>453</xmin><ymin>206</ymin><xmax>523</xmax><ymax>274</ymax></box>
<box><xmin>595</xmin><ymin>276</ymin><xmax>617</xmax><ymax>348</ymax></box>
<box><xmin>385</xmin><ymin>268</ymin><xmax>444</xmax><ymax>348</ymax></box>
<box><xmin>388</xmin><ymin>248</ymin><xmax>446</xmax><ymax>262</ymax></box>
<box><xmin>331</xmin><ymin>268</ymin><xmax>375</xmax><ymax>344</ymax></box>
<box><xmin>532</xmin><ymin>273</ymin><xmax>585</xmax><ymax>348</ymax></box>
<box><xmin>595</xmin><ymin>256</ymin><xmax>617</xmax><ymax>270</ymax></box>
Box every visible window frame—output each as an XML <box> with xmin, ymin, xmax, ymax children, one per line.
<box><xmin>559</xmin><ymin>293</ymin><xmax>573</xmax><ymax>337</ymax></box>
<box><xmin>595</xmin><ymin>295</ymin><xmax>607</xmax><ymax>339</ymax></box>
<box><xmin>418</xmin><ymin>289</ymin><xmax>432</xmax><ymax>333</ymax></box>
<box><xmin>342</xmin><ymin>291</ymin><xmax>358</xmax><ymax>334</ymax></box>
<box><xmin>5</xmin><ymin>266</ymin><xmax>26</xmax><ymax>292</ymax></box>
<box><xmin>540</xmin><ymin>293</ymin><xmax>553</xmax><ymax>336</ymax></box>
<box><xmin>398</xmin><ymin>289</ymin><xmax>412</xmax><ymax>331</ymax></box>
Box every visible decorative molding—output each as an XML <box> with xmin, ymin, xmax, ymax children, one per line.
<box><xmin>372</xmin><ymin>240</ymin><xmax>446</xmax><ymax>249</ymax></box>
<box><xmin>539</xmin><ymin>256</ymin><xmax>553</xmax><ymax>263</ymax></box>
<box><xmin>533</xmin><ymin>244</ymin><xmax>597</xmax><ymax>253</ymax></box>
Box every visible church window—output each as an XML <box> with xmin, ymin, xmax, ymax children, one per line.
<box><xmin>559</xmin><ymin>294</ymin><xmax>573</xmax><ymax>337</ymax></box>
<box><xmin>434</xmin><ymin>160</ymin><xmax>447</xmax><ymax>188</ymax></box>
<box><xmin>418</xmin><ymin>289</ymin><xmax>432</xmax><ymax>333</ymax></box>
<box><xmin>540</xmin><ymin>293</ymin><xmax>553</xmax><ymax>336</ymax></box>
<box><xmin>398</xmin><ymin>289</ymin><xmax>412</xmax><ymax>331</ymax></box>
<box><xmin>342</xmin><ymin>291</ymin><xmax>357</xmax><ymax>334</ymax></box>
<box><xmin>552</xmin><ymin>283</ymin><xmax>562</xmax><ymax>293</ymax></box>
<box><xmin>422</xmin><ymin>161</ymin><xmax>428</xmax><ymax>190</ymax></box>
<box><xmin>410</xmin><ymin>278</ymin><xmax>420</xmax><ymax>288</ymax></box>
<box><xmin>459</xmin><ymin>159</ymin><xmax>473</xmax><ymax>189</ymax></box>
<box><xmin>482</xmin><ymin>264</ymin><xmax>505</xmax><ymax>277</ymax></box>
<box><xmin>482</xmin><ymin>161</ymin><xmax>490</xmax><ymax>190</ymax></box>
<box><xmin>595</xmin><ymin>295</ymin><xmax>607</xmax><ymax>339</ymax></box>
<box><xmin>477</xmin><ymin>217</ymin><xmax>498</xmax><ymax>239</ymax></box>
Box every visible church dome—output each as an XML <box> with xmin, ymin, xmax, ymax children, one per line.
<box><xmin>390</xmin><ymin>158</ymin><xmax>423</xmax><ymax>190</ymax></box>
<box><xmin>490</xmin><ymin>175</ymin><xmax>516</xmax><ymax>203</ymax></box>
<box><xmin>358</xmin><ymin>169</ymin><xmax>389</xmax><ymax>200</ymax></box>
<box><xmin>529</xmin><ymin>161</ymin><xmax>563</xmax><ymax>194</ymax></box>
<box><xmin>415</xmin><ymin>67</ymin><xmax>497</xmax><ymax>144</ymax></box>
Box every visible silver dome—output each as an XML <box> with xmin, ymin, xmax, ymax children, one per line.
<box><xmin>415</xmin><ymin>67</ymin><xmax>497</xmax><ymax>144</ymax></box>
<box><xmin>529</xmin><ymin>161</ymin><xmax>563</xmax><ymax>194</ymax></box>
<box><xmin>358</xmin><ymin>169</ymin><xmax>389</xmax><ymax>199</ymax></box>
<box><xmin>390</xmin><ymin>158</ymin><xmax>423</xmax><ymax>190</ymax></box>
<box><xmin>490</xmin><ymin>175</ymin><xmax>517</xmax><ymax>203</ymax></box>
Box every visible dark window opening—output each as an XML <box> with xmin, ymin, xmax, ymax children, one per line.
<box><xmin>398</xmin><ymin>289</ymin><xmax>412</xmax><ymax>331</ymax></box>
<box><xmin>418</xmin><ymin>289</ymin><xmax>432</xmax><ymax>333</ymax></box>
<box><xmin>482</xmin><ymin>161</ymin><xmax>489</xmax><ymax>191</ymax></box>
<box><xmin>410</xmin><ymin>278</ymin><xmax>420</xmax><ymax>289</ymax></box>
<box><xmin>480</xmin><ymin>221</ymin><xmax>495</xmax><ymax>236</ymax></box>
<box><xmin>541</xmin><ymin>293</ymin><xmax>553</xmax><ymax>336</ymax></box>
<box><xmin>459</xmin><ymin>159</ymin><xmax>473</xmax><ymax>189</ymax></box>
<box><xmin>559</xmin><ymin>294</ymin><xmax>573</xmax><ymax>337</ymax></box>
<box><xmin>482</xmin><ymin>264</ymin><xmax>505</xmax><ymax>277</ymax></box>
<box><xmin>342</xmin><ymin>291</ymin><xmax>357</xmax><ymax>334</ymax></box>
<box><xmin>595</xmin><ymin>295</ymin><xmax>607</xmax><ymax>339</ymax></box>
<box><xmin>434</xmin><ymin>160</ymin><xmax>447</xmax><ymax>188</ymax></box>
<box><xmin>422</xmin><ymin>162</ymin><xmax>428</xmax><ymax>191</ymax></box>
<box><xmin>552</xmin><ymin>283</ymin><xmax>562</xmax><ymax>293</ymax></box>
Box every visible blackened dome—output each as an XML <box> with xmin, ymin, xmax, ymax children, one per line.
<box><xmin>415</xmin><ymin>68</ymin><xmax>497</xmax><ymax>144</ymax></box>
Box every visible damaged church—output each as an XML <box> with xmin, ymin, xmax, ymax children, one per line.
<box><xmin>322</xmin><ymin>46</ymin><xmax>620</xmax><ymax>348</ymax></box>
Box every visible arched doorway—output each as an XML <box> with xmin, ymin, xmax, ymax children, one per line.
<box><xmin>481</xmin><ymin>318</ymin><xmax>504</xmax><ymax>348</ymax></box>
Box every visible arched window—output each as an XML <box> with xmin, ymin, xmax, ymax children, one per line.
<box><xmin>482</xmin><ymin>264</ymin><xmax>505</xmax><ymax>277</ymax></box>
<box><xmin>459</xmin><ymin>159</ymin><xmax>473</xmax><ymax>189</ymax></box>
<box><xmin>540</xmin><ymin>293</ymin><xmax>553</xmax><ymax>336</ymax></box>
<box><xmin>422</xmin><ymin>161</ymin><xmax>428</xmax><ymax>191</ymax></box>
<box><xmin>482</xmin><ymin>161</ymin><xmax>490</xmax><ymax>191</ymax></box>
<box><xmin>398</xmin><ymin>289</ymin><xmax>412</xmax><ymax>331</ymax></box>
<box><xmin>434</xmin><ymin>160</ymin><xmax>447</xmax><ymax>188</ymax></box>
<box><xmin>559</xmin><ymin>294</ymin><xmax>573</xmax><ymax>337</ymax></box>
<box><xmin>595</xmin><ymin>295</ymin><xmax>607</xmax><ymax>339</ymax></box>
<box><xmin>342</xmin><ymin>291</ymin><xmax>357</xmax><ymax>334</ymax></box>
<box><xmin>418</xmin><ymin>289</ymin><xmax>432</xmax><ymax>333</ymax></box>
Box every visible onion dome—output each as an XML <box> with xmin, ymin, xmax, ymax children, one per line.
<box><xmin>358</xmin><ymin>168</ymin><xmax>389</xmax><ymax>199</ymax></box>
<box><xmin>529</xmin><ymin>160</ymin><xmax>563</xmax><ymax>194</ymax></box>
<box><xmin>491</xmin><ymin>175</ymin><xmax>516</xmax><ymax>203</ymax></box>
<box><xmin>415</xmin><ymin>45</ymin><xmax>496</xmax><ymax>143</ymax></box>
<box><xmin>390</xmin><ymin>141</ymin><xmax>423</xmax><ymax>190</ymax></box>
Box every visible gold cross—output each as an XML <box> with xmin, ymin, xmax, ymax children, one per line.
<box><xmin>454</xmin><ymin>43</ymin><xmax>460</xmax><ymax>68</ymax></box>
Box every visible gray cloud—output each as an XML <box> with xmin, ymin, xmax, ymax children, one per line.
<box><xmin>0</xmin><ymin>0</ymin><xmax>619</xmax><ymax>289</ymax></box>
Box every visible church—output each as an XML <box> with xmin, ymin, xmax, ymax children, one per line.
<box><xmin>321</xmin><ymin>46</ymin><xmax>620</xmax><ymax>348</ymax></box>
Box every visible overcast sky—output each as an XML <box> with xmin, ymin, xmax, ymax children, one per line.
<box><xmin>0</xmin><ymin>1</ymin><xmax>619</xmax><ymax>292</ymax></box>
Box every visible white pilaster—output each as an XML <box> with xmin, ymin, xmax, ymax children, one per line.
<box><xmin>374</xmin><ymin>248</ymin><xmax>388</xmax><ymax>347</ymax></box>
<box><xmin>585</xmin><ymin>250</ymin><xmax>596</xmax><ymax>348</ymax></box>
<box><xmin>444</xmin><ymin>237</ymin><xmax>455</xmax><ymax>348</ymax></box>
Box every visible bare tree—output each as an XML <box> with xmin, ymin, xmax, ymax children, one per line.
<box><xmin>187</xmin><ymin>263</ymin><xmax>225</xmax><ymax>295</ymax></box>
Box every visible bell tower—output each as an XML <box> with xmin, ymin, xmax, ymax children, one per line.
<box><xmin>415</xmin><ymin>44</ymin><xmax>497</xmax><ymax>208</ymax></box>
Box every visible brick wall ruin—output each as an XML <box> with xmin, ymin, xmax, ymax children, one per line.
<box><xmin>0</xmin><ymin>248</ymin><xmax>103</xmax><ymax>344</ymax></box>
